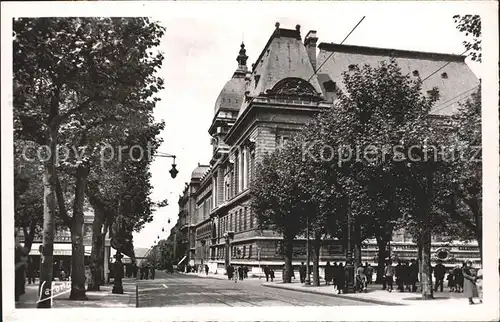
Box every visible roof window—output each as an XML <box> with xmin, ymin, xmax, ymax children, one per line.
<box><xmin>412</xmin><ymin>70</ymin><xmax>419</xmax><ymax>77</ymax></box>
<box><xmin>441</xmin><ymin>72</ymin><xmax>448</xmax><ymax>79</ymax></box>
<box><xmin>254</xmin><ymin>75</ymin><xmax>260</xmax><ymax>88</ymax></box>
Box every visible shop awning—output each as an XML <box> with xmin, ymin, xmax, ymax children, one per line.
<box><xmin>178</xmin><ymin>256</ymin><xmax>187</xmax><ymax>265</ymax></box>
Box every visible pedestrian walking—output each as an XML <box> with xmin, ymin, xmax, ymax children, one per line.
<box><xmin>336</xmin><ymin>263</ymin><xmax>345</xmax><ymax>294</ymax></box>
<box><xmin>409</xmin><ymin>259</ymin><xmax>419</xmax><ymax>292</ymax></box>
<box><xmin>402</xmin><ymin>261</ymin><xmax>411</xmax><ymax>292</ymax></box>
<box><xmin>234</xmin><ymin>267</ymin><xmax>240</xmax><ymax>283</ymax></box>
<box><xmin>433</xmin><ymin>260</ymin><xmax>446</xmax><ymax>292</ymax></box>
<box><xmin>227</xmin><ymin>265</ymin><xmax>234</xmax><ymax>280</ymax></box>
<box><xmin>454</xmin><ymin>264</ymin><xmax>464</xmax><ymax>293</ymax></box>
<box><xmin>395</xmin><ymin>261</ymin><xmax>403</xmax><ymax>291</ymax></box>
<box><xmin>476</xmin><ymin>265</ymin><xmax>483</xmax><ymax>303</ymax></box>
<box><xmin>205</xmin><ymin>264</ymin><xmax>209</xmax><ymax>275</ymax></box>
<box><xmin>238</xmin><ymin>266</ymin><xmax>244</xmax><ymax>281</ymax></box>
<box><xmin>462</xmin><ymin>260</ymin><xmax>479</xmax><ymax>305</ymax></box>
<box><xmin>26</xmin><ymin>257</ymin><xmax>35</xmax><ymax>284</ymax></box>
<box><xmin>150</xmin><ymin>264</ymin><xmax>155</xmax><ymax>280</ymax></box>
<box><xmin>356</xmin><ymin>264</ymin><xmax>367</xmax><ymax>292</ymax></box>
<box><xmin>365</xmin><ymin>262</ymin><xmax>373</xmax><ymax>285</ymax></box>
<box><xmin>384</xmin><ymin>260</ymin><xmax>395</xmax><ymax>292</ymax></box>
<box><xmin>15</xmin><ymin>230</ymin><xmax>28</xmax><ymax>302</ymax></box>
<box><xmin>243</xmin><ymin>265</ymin><xmax>248</xmax><ymax>279</ymax></box>
<box><xmin>269</xmin><ymin>268</ymin><xmax>275</xmax><ymax>282</ymax></box>
<box><xmin>325</xmin><ymin>261</ymin><xmax>332</xmax><ymax>285</ymax></box>
<box><xmin>332</xmin><ymin>262</ymin><xmax>338</xmax><ymax>289</ymax></box>
<box><xmin>299</xmin><ymin>262</ymin><xmax>306</xmax><ymax>283</ymax></box>
<box><xmin>447</xmin><ymin>269</ymin><xmax>455</xmax><ymax>292</ymax></box>
<box><xmin>264</xmin><ymin>265</ymin><xmax>270</xmax><ymax>282</ymax></box>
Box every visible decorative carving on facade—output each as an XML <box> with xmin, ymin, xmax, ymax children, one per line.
<box><xmin>266</xmin><ymin>77</ymin><xmax>320</xmax><ymax>98</ymax></box>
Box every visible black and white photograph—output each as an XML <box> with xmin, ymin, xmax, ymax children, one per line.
<box><xmin>2</xmin><ymin>1</ymin><xmax>499</xmax><ymax>321</ymax></box>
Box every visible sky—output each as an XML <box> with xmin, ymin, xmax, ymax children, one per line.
<box><xmin>132</xmin><ymin>3</ymin><xmax>483</xmax><ymax>249</ymax></box>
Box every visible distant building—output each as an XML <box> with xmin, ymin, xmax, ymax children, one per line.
<box><xmin>173</xmin><ymin>23</ymin><xmax>480</xmax><ymax>273</ymax></box>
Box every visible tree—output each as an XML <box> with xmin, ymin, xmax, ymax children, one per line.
<box><xmin>251</xmin><ymin>147</ymin><xmax>308</xmax><ymax>283</ymax></box>
<box><xmin>432</xmin><ymin>87</ymin><xmax>482</xmax><ymax>257</ymax></box>
<box><xmin>303</xmin><ymin>59</ymin><xmax>442</xmax><ymax>298</ymax></box>
<box><xmin>14</xmin><ymin>140</ymin><xmax>44</xmax><ymax>251</ymax></box>
<box><xmin>453</xmin><ymin>15</ymin><xmax>481</xmax><ymax>62</ymax></box>
<box><xmin>85</xmin><ymin>116</ymin><xmax>164</xmax><ymax>291</ymax></box>
<box><xmin>13</xmin><ymin>17</ymin><xmax>165</xmax><ymax>304</ymax></box>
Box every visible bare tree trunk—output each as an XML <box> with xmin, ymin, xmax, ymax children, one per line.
<box><xmin>69</xmin><ymin>166</ymin><xmax>89</xmax><ymax>300</ymax></box>
<box><xmin>37</xmin><ymin>129</ymin><xmax>58</xmax><ymax>309</ymax></box>
<box><xmin>312</xmin><ymin>234</ymin><xmax>321</xmax><ymax>286</ymax></box>
<box><xmin>283</xmin><ymin>235</ymin><xmax>294</xmax><ymax>283</ymax></box>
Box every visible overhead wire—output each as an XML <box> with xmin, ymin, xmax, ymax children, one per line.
<box><xmin>307</xmin><ymin>16</ymin><xmax>366</xmax><ymax>82</ymax></box>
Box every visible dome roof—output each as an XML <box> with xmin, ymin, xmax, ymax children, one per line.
<box><xmin>191</xmin><ymin>165</ymin><xmax>209</xmax><ymax>179</ymax></box>
<box><xmin>213</xmin><ymin>43</ymin><xmax>249</xmax><ymax>114</ymax></box>
<box><xmin>213</xmin><ymin>76</ymin><xmax>246</xmax><ymax>113</ymax></box>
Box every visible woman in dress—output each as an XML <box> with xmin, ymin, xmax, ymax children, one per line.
<box><xmin>462</xmin><ymin>260</ymin><xmax>479</xmax><ymax>305</ymax></box>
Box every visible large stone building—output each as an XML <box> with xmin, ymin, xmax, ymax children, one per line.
<box><xmin>173</xmin><ymin>23</ymin><xmax>480</xmax><ymax>273</ymax></box>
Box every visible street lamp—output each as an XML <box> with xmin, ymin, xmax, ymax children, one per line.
<box><xmin>305</xmin><ymin>216</ymin><xmax>311</xmax><ymax>285</ymax></box>
<box><xmin>155</xmin><ymin>152</ymin><xmax>179</xmax><ymax>179</ymax></box>
<box><xmin>344</xmin><ymin>214</ymin><xmax>355</xmax><ymax>293</ymax></box>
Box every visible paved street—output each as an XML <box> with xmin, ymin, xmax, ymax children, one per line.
<box><xmin>136</xmin><ymin>271</ymin><xmax>372</xmax><ymax>307</ymax></box>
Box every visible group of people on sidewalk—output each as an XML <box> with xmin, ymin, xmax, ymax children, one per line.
<box><xmin>226</xmin><ymin>264</ymin><xmax>250</xmax><ymax>282</ymax></box>
<box><xmin>139</xmin><ymin>263</ymin><xmax>155</xmax><ymax>280</ymax></box>
<box><xmin>383</xmin><ymin>259</ymin><xmax>419</xmax><ymax>292</ymax></box>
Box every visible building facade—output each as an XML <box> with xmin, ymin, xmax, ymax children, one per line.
<box><xmin>174</xmin><ymin>23</ymin><xmax>480</xmax><ymax>273</ymax></box>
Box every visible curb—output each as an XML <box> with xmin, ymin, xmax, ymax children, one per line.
<box><xmin>262</xmin><ymin>283</ymin><xmax>404</xmax><ymax>306</ymax></box>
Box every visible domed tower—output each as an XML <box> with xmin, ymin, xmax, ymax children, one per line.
<box><xmin>208</xmin><ymin>43</ymin><xmax>249</xmax><ymax>164</ymax></box>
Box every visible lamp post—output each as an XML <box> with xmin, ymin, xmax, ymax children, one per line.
<box><xmin>305</xmin><ymin>216</ymin><xmax>311</xmax><ymax>285</ymax></box>
<box><xmin>257</xmin><ymin>247</ymin><xmax>261</xmax><ymax>279</ymax></box>
<box><xmin>344</xmin><ymin>213</ymin><xmax>355</xmax><ymax>293</ymax></box>
<box><xmin>155</xmin><ymin>152</ymin><xmax>179</xmax><ymax>179</ymax></box>
<box><xmin>112</xmin><ymin>251</ymin><xmax>124</xmax><ymax>294</ymax></box>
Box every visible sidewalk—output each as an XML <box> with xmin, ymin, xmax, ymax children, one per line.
<box><xmin>181</xmin><ymin>271</ymin><xmax>265</xmax><ymax>281</ymax></box>
<box><xmin>263</xmin><ymin>280</ymin><xmax>478</xmax><ymax>307</ymax></box>
<box><xmin>16</xmin><ymin>278</ymin><xmax>137</xmax><ymax>309</ymax></box>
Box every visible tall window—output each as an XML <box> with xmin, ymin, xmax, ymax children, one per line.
<box><xmin>249</xmin><ymin>245</ymin><xmax>253</xmax><ymax>258</ymax></box>
<box><xmin>243</xmin><ymin>246</ymin><xmax>246</xmax><ymax>258</ymax></box>
<box><xmin>234</xmin><ymin>154</ymin><xmax>239</xmax><ymax>194</ymax></box>
<box><xmin>250</xmin><ymin>151</ymin><xmax>255</xmax><ymax>187</ymax></box>
<box><xmin>230</xmin><ymin>213</ymin><xmax>233</xmax><ymax>231</ymax></box>
<box><xmin>249</xmin><ymin>210</ymin><xmax>253</xmax><ymax>229</ymax></box>
<box><xmin>243</xmin><ymin>207</ymin><xmax>247</xmax><ymax>230</ymax></box>
<box><xmin>240</xmin><ymin>209</ymin><xmax>243</xmax><ymax>231</ymax></box>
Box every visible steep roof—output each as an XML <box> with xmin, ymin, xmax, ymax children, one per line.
<box><xmin>316</xmin><ymin>43</ymin><xmax>480</xmax><ymax>116</ymax></box>
<box><xmin>237</xmin><ymin>24</ymin><xmax>324</xmax><ymax>119</ymax></box>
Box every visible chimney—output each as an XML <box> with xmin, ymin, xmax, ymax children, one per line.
<box><xmin>304</xmin><ymin>30</ymin><xmax>318</xmax><ymax>71</ymax></box>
